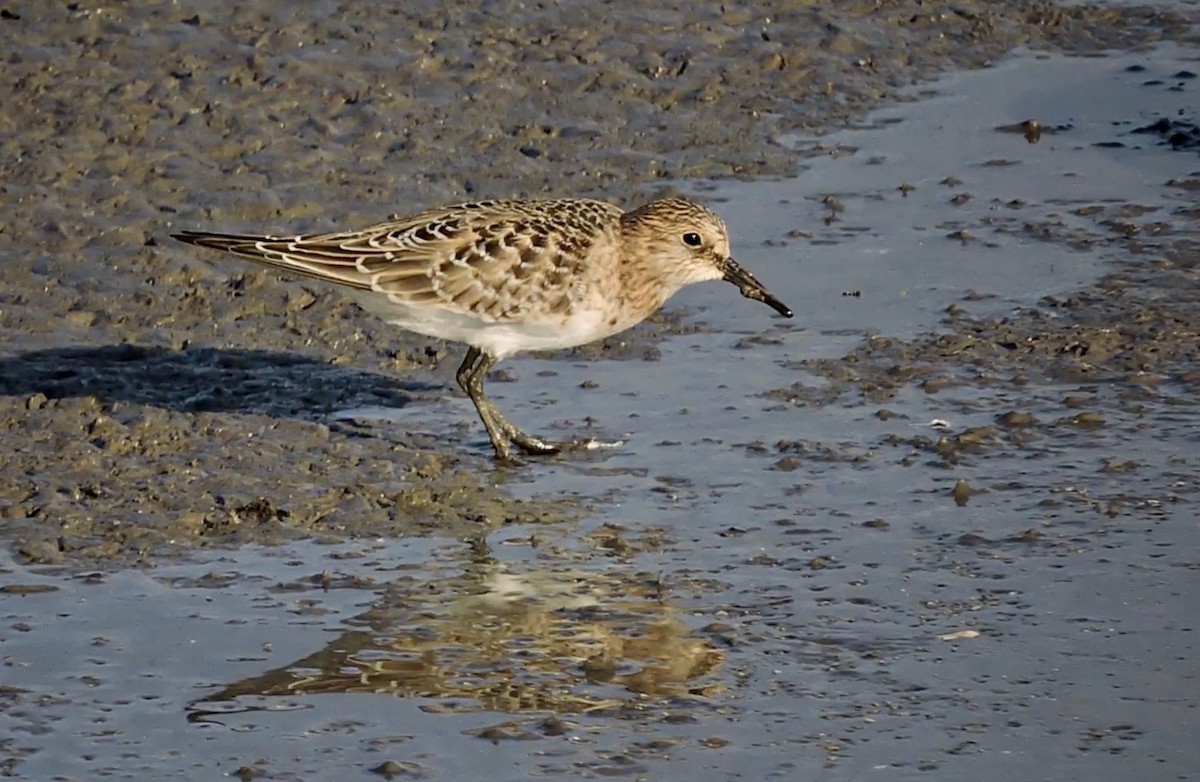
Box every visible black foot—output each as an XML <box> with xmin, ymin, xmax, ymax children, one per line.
<box><xmin>512</xmin><ymin>432</ymin><xmax>562</xmax><ymax>456</ymax></box>
<box><xmin>507</xmin><ymin>435</ymin><xmax>625</xmax><ymax>459</ymax></box>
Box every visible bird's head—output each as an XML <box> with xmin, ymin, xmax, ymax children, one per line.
<box><xmin>621</xmin><ymin>197</ymin><xmax>793</xmax><ymax>318</ymax></box>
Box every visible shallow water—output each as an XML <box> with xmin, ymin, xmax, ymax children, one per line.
<box><xmin>4</xmin><ymin>46</ymin><xmax>1199</xmax><ymax>780</ymax></box>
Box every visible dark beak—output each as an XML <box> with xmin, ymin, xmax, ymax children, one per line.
<box><xmin>722</xmin><ymin>258</ymin><xmax>793</xmax><ymax>318</ymax></box>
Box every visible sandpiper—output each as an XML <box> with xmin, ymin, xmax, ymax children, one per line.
<box><xmin>173</xmin><ymin>197</ymin><xmax>792</xmax><ymax>460</ymax></box>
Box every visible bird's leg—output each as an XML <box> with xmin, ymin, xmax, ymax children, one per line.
<box><xmin>455</xmin><ymin>348</ymin><xmax>560</xmax><ymax>460</ymax></box>
<box><xmin>455</xmin><ymin>348</ymin><xmax>512</xmax><ymax>460</ymax></box>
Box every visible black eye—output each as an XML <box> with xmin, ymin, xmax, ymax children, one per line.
<box><xmin>682</xmin><ymin>232</ymin><xmax>703</xmax><ymax>248</ymax></box>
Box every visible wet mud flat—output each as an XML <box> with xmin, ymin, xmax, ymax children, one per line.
<box><xmin>2</xmin><ymin>1</ymin><xmax>1200</xmax><ymax>781</ymax></box>
<box><xmin>0</xmin><ymin>0</ymin><xmax>1195</xmax><ymax>560</ymax></box>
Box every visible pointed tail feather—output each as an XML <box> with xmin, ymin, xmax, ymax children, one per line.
<box><xmin>171</xmin><ymin>230</ymin><xmax>375</xmax><ymax>291</ymax></box>
<box><xmin>172</xmin><ymin>230</ymin><xmax>268</xmax><ymax>254</ymax></box>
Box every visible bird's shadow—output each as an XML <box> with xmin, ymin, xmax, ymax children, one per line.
<box><xmin>0</xmin><ymin>343</ymin><xmax>441</xmax><ymax>421</ymax></box>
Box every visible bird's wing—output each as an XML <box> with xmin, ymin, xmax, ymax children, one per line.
<box><xmin>173</xmin><ymin>199</ymin><xmax>624</xmax><ymax>322</ymax></box>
